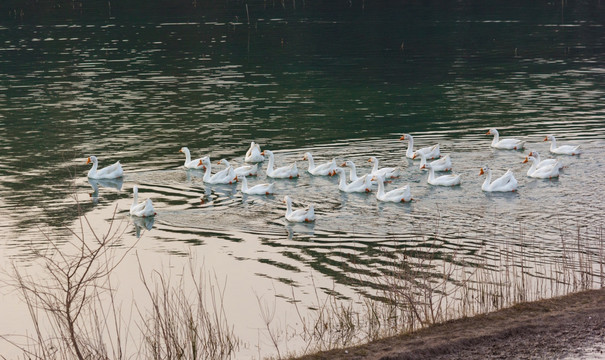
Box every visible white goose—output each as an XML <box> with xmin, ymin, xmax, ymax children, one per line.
<box><xmin>373</xmin><ymin>175</ymin><xmax>412</xmax><ymax>203</ymax></box>
<box><xmin>416</xmin><ymin>153</ymin><xmax>452</xmax><ymax>171</ymax></box>
<box><xmin>199</xmin><ymin>157</ymin><xmax>237</xmax><ymax>184</ymax></box>
<box><xmin>86</xmin><ymin>155</ymin><xmax>123</xmax><ymax>179</ymax></box>
<box><xmin>423</xmin><ymin>163</ymin><xmax>461</xmax><ymax>186</ymax></box>
<box><xmin>334</xmin><ymin>168</ymin><xmax>372</xmax><ymax>193</ymax></box>
<box><xmin>283</xmin><ymin>195</ymin><xmax>315</xmax><ymax>222</ymax></box>
<box><xmin>217</xmin><ymin>159</ymin><xmax>258</xmax><ymax>178</ymax></box>
<box><xmin>130</xmin><ymin>186</ymin><xmax>156</xmax><ymax>217</ymax></box>
<box><xmin>341</xmin><ymin>160</ymin><xmax>376</xmax><ymax>185</ymax></box>
<box><xmin>302</xmin><ymin>152</ymin><xmax>337</xmax><ymax>176</ymax></box>
<box><xmin>544</xmin><ymin>135</ymin><xmax>582</xmax><ymax>155</ymax></box>
<box><xmin>523</xmin><ymin>156</ymin><xmax>561</xmax><ymax>179</ymax></box>
<box><xmin>368</xmin><ymin>157</ymin><xmax>400</xmax><ymax>179</ymax></box>
<box><xmin>262</xmin><ymin>150</ymin><xmax>299</xmax><ymax>179</ymax></box>
<box><xmin>486</xmin><ymin>128</ymin><xmax>525</xmax><ymax>150</ymax></box>
<box><xmin>527</xmin><ymin>151</ymin><xmax>561</xmax><ymax>170</ymax></box>
<box><xmin>245</xmin><ymin>141</ymin><xmax>265</xmax><ymax>163</ymax></box>
<box><xmin>400</xmin><ymin>133</ymin><xmax>440</xmax><ymax>160</ymax></box>
<box><xmin>179</xmin><ymin>147</ymin><xmax>205</xmax><ymax>170</ymax></box>
<box><xmin>240</xmin><ymin>175</ymin><xmax>274</xmax><ymax>195</ymax></box>
<box><xmin>479</xmin><ymin>166</ymin><xmax>518</xmax><ymax>192</ymax></box>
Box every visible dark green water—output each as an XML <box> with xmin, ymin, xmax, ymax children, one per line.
<box><xmin>1</xmin><ymin>2</ymin><xmax>604</xmax><ymax>357</ymax></box>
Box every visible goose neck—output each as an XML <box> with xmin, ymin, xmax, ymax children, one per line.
<box><xmin>406</xmin><ymin>136</ymin><xmax>414</xmax><ymax>158</ymax></box>
<box><xmin>88</xmin><ymin>158</ymin><xmax>99</xmax><ymax>177</ymax></box>
<box><xmin>482</xmin><ymin>169</ymin><xmax>492</xmax><ymax>190</ymax></box>
<box><xmin>371</xmin><ymin>158</ymin><xmax>379</xmax><ymax>173</ymax></box>
<box><xmin>132</xmin><ymin>188</ymin><xmax>139</xmax><ymax>207</ymax></box>
<box><xmin>376</xmin><ymin>178</ymin><xmax>385</xmax><ymax>197</ymax></box>
<box><xmin>203</xmin><ymin>162</ymin><xmax>212</xmax><ymax>181</ymax></box>
<box><xmin>305</xmin><ymin>153</ymin><xmax>315</xmax><ymax>170</ymax></box>
<box><xmin>348</xmin><ymin>163</ymin><xmax>358</xmax><ymax>181</ymax></box>
<box><xmin>427</xmin><ymin>166</ymin><xmax>435</xmax><ymax>182</ymax></box>
<box><xmin>266</xmin><ymin>152</ymin><xmax>275</xmax><ymax>172</ymax></box>
<box><xmin>240</xmin><ymin>176</ymin><xmax>248</xmax><ymax>191</ymax></box>
<box><xmin>183</xmin><ymin>148</ymin><xmax>191</xmax><ymax>164</ymax></box>
<box><xmin>337</xmin><ymin>170</ymin><xmax>347</xmax><ymax>189</ymax></box>
<box><xmin>491</xmin><ymin>131</ymin><xmax>500</xmax><ymax>146</ymax></box>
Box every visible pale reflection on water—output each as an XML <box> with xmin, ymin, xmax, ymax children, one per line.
<box><xmin>1</xmin><ymin>7</ymin><xmax>604</xmax><ymax>358</ymax></box>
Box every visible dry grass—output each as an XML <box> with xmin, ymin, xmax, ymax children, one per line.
<box><xmin>0</xmin><ymin>198</ymin><xmax>239</xmax><ymax>360</ymax></box>
<box><xmin>261</xmin><ymin>222</ymin><xmax>605</xmax><ymax>359</ymax></box>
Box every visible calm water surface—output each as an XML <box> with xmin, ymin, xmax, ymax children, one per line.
<box><xmin>1</xmin><ymin>2</ymin><xmax>604</xmax><ymax>357</ymax></box>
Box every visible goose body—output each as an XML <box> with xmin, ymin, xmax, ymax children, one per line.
<box><xmin>523</xmin><ymin>156</ymin><xmax>561</xmax><ymax>179</ymax></box>
<box><xmin>527</xmin><ymin>151</ymin><xmax>561</xmax><ymax>170</ymax></box>
<box><xmin>262</xmin><ymin>150</ymin><xmax>299</xmax><ymax>179</ymax></box>
<box><xmin>245</xmin><ymin>141</ymin><xmax>265</xmax><ymax>163</ymax></box>
<box><xmin>240</xmin><ymin>175</ymin><xmax>274</xmax><ymax>195</ymax></box>
<box><xmin>544</xmin><ymin>135</ymin><xmax>582</xmax><ymax>155</ymax></box>
<box><xmin>303</xmin><ymin>152</ymin><xmax>337</xmax><ymax>176</ymax></box>
<box><xmin>479</xmin><ymin>166</ymin><xmax>518</xmax><ymax>192</ymax></box>
<box><xmin>400</xmin><ymin>133</ymin><xmax>440</xmax><ymax>160</ymax></box>
<box><xmin>86</xmin><ymin>156</ymin><xmax>124</xmax><ymax>179</ymax></box>
<box><xmin>374</xmin><ymin>175</ymin><xmax>412</xmax><ymax>202</ymax></box>
<box><xmin>416</xmin><ymin>153</ymin><xmax>452</xmax><ymax>171</ymax></box>
<box><xmin>283</xmin><ymin>195</ymin><xmax>315</xmax><ymax>222</ymax></box>
<box><xmin>368</xmin><ymin>157</ymin><xmax>400</xmax><ymax>179</ymax></box>
<box><xmin>334</xmin><ymin>168</ymin><xmax>372</xmax><ymax>193</ymax></box>
<box><xmin>486</xmin><ymin>128</ymin><xmax>525</xmax><ymax>150</ymax></box>
<box><xmin>200</xmin><ymin>157</ymin><xmax>237</xmax><ymax>184</ymax></box>
<box><xmin>179</xmin><ymin>147</ymin><xmax>205</xmax><ymax>170</ymax></box>
<box><xmin>423</xmin><ymin>163</ymin><xmax>461</xmax><ymax>186</ymax></box>
<box><xmin>218</xmin><ymin>159</ymin><xmax>258</xmax><ymax>177</ymax></box>
<box><xmin>130</xmin><ymin>186</ymin><xmax>156</xmax><ymax>217</ymax></box>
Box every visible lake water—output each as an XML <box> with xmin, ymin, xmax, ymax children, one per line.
<box><xmin>1</xmin><ymin>1</ymin><xmax>604</xmax><ymax>358</ymax></box>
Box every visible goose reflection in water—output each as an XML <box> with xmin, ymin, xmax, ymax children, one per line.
<box><xmin>88</xmin><ymin>178</ymin><xmax>124</xmax><ymax>204</ymax></box>
<box><xmin>285</xmin><ymin>221</ymin><xmax>316</xmax><ymax>241</ymax></box>
<box><xmin>132</xmin><ymin>215</ymin><xmax>155</xmax><ymax>238</ymax></box>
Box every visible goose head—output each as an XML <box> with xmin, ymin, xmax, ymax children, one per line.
<box><xmin>486</xmin><ymin>128</ymin><xmax>498</xmax><ymax>136</ymax></box>
<box><xmin>523</xmin><ymin>156</ymin><xmax>537</xmax><ymax>164</ymax></box>
<box><xmin>399</xmin><ymin>134</ymin><xmax>411</xmax><ymax>141</ymax></box>
<box><xmin>86</xmin><ymin>155</ymin><xmax>97</xmax><ymax>165</ymax></box>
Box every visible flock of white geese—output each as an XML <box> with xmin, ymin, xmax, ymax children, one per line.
<box><xmin>86</xmin><ymin>130</ymin><xmax>582</xmax><ymax>223</ymax></box>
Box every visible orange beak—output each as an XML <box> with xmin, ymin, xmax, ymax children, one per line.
<box><xmin>412</xmin><ymin>153</ymin><xmax>417</xmax><ymax>159</ymax></box>
<box><xmin>485</xmin><ymin>130</ymin><xmax>491</xmax><ymax>135</ymax></box>
<box><xmin>528</xmin><ymin>152</ymin><xmax>534</xmax><ymax>156</ymax></box>
<box><xmin>367</xmin><ymin>158</ymin><xmax>372</xmax><ymax>162</ymax></box>
<box><xmin>523</xmin><ymin>157</ymin><xmax>528</xmax><ymax>163</ymax></box>
<box><xmin>198</xmin><ymin>160</ymin><xmax>203</xmax><ymax>166</ymax></box>
<box><xmin>86</xmin><ymin>157</ymin><xmax>91</xmax><ymax>164</ymax></box>
<box><xmin>179</xmin><ymin>149</ymin><xmax>183</xmax><ymax>153</ymax></box>
<box><xmin>216</xmin><ymin>161</ymin><xmax>221</xmax><ymax>164</ymax></box>
<box><xmin>543</xmin><ymin>137</ymin><xmax>548</xmax><ymax>141</ymax></box>
<box><xmin>340</xmin><ymin>162</ymin><xmax>346</xmax><ymax>167</ymax></box>
<box><xmin>399</xmin><ymin>135</ymin><xmax>405</xmax><ymax>141</ymax></box>
<box><xmin>479</xmin><ymin>168</ymin><xmax>484</xmax><ymax>175</ymax></box>
<box><xmin>420</xmin><ymin>164</ymin><xmax>426</xmax><ymax>169</ymax></box>
<box><xmin>261</xmin><ymin>151</ymin><xmax>265</xmax><ymax>155</ymax></box>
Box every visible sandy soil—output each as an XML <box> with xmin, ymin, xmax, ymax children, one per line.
<box><xmin>297</xmin><ymin>289</ymin><xmax>605</xmax><ymax>360</ymax></box>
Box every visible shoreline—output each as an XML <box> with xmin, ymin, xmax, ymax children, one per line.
<box><xmin>296</xmin><ymin>288</ymin><xmax>605</xmax><ymax>360</ymax></box>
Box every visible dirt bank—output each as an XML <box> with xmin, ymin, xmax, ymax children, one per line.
<box><xmin>297</xmin><ymin>288</ymin><xmax>605</xmax><ymax>360</ymax></box>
